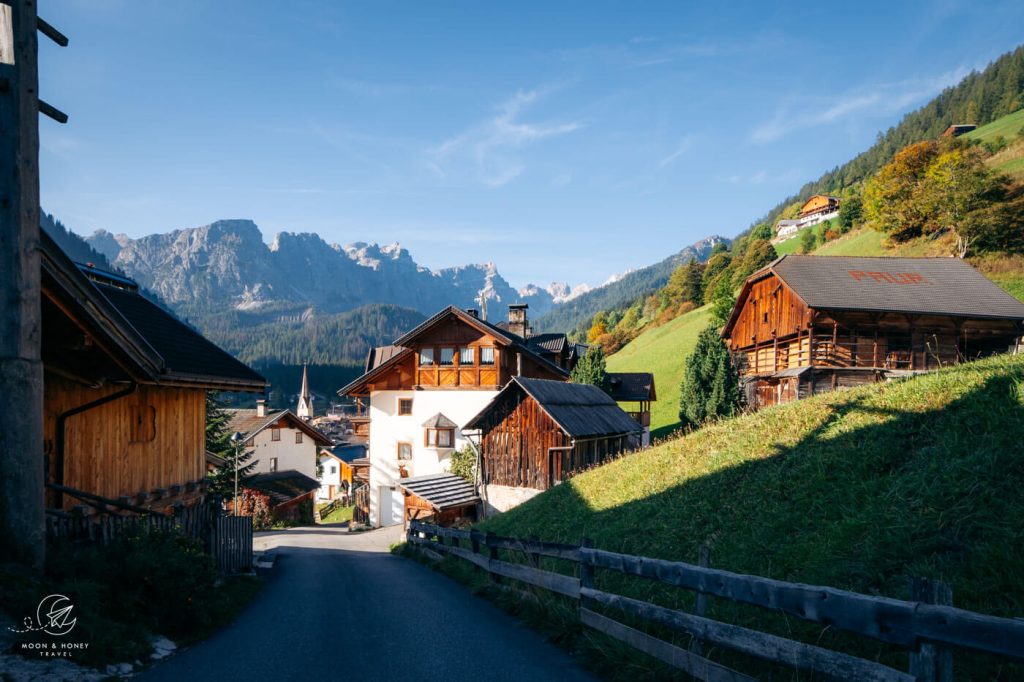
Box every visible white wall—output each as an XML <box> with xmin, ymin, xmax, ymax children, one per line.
<box><xmin>247</xmin><ymin>425</ymin><xmax>319</xmax><ymax>479</ymax></box>
<box><xmin>367</xmin><ymin>389</ymin><xmax>497</xmax><ymax>526</ymax></box>
<box><xmin>317</xmin><ymin>453</ymin><xmax>342</xmax><ymax>500</ymax></box>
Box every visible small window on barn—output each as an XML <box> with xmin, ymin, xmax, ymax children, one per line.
<box><xmin>763</xmin><ymin>312</ymin><xmax>768</xmax><ymax>323</ymax></box>
<box><xmin>398</xmin><ymin>398</ymin><xmax>413</xmax><ymax>415</ymax></box>
<box><xmin>295</xmin><ymin>431</ymin><xmax>303</xmax><ymax>444</ymax></box>
<box><xmin>269</xmin><ymin>457</ymin><xmax>278</xmax><ymax>472</ymax></box>
<box><xmin>459</xmin><ymin>347</ymin><xmax>475</xmax><ymax>365</ymax></box>
<box><xmin>480</xmin><ymin>347</ymin><xmax>495</xmax><ymax>365</ymax></box>
<box><xmin>330</xmin><ymin>465</ymin><xmax>337</xmax><ymax>475</ymax></box>
<box><xmin>440</xmin><ymin>347</ymin><xmax>455</xmax><ymax>366</ymax></box>
<box><xmin>397</xmin><ymin>442</ymin><xmax>412</xmax><ymax>460</ymax></box>
<box><xmin>425</xmin><ymin>428</ymin><xmax>454</xmax><ymax>449</ymax></box>
<box><xmin>129</xmin><ymin>405</ymin><xmax>156</xmax><ymax>443</ymax></box>
<box><xmin>419</xmin><ymin>348</ymin><xmax>434</xmax><ymax>366</ymax></box>
<box><xmin>271</xmin><ymin>428</ymin><xmax>281</xmax><ymax>441</ymax></box>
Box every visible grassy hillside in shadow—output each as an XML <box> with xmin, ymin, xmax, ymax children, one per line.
<box><xmin>481</xmin><ymin>353</ymin><xmax>1024</xmax><ymax>679</ymax></box>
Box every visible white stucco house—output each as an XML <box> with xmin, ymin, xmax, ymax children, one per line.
<box><xmin>227</xmin><ymin>401</ymin><xmax>333</xmax><ymax>480</ymax></box>
<box><xmin>338</xmin><ymin>304</ymin><xmax>574</xmax><ymax>527</ymax></box>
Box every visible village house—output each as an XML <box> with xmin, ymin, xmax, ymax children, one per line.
<box><xmin>943</xmin><ymin>123</ymin><xmax>977</xmax><ymax>137</ymax></box>
<box><xmin>464</xmin><ymin>377</ymin><xmax>642</xmax><ymax>512</ymax></box>
<box><xmin>722</xmin><ymin>255</ymin><xmax>1024</xmax><ymax>410</ymax></box>
<box><xmin>772</xmin><ymin>195</ymin><xmax>841</xmax><ymax>242</ymax></box>
<box><xmin>339</xmin><ymin>304</ymin><xmax>577</xmax><ymax>526</ymax></box>
<box><xmin>316</xmin><ymin>442</ymin><xmax>364</xmax><ymax>501</ymax></box>
<box><xmin>40</xmin><ymin>231</ymin><xmax>268</xmax><ymax>513</ymax></box>
<box><xmin>227</xmin><ymin>400</ymin><xmax>333</xmax><ymax>517</ymax></box>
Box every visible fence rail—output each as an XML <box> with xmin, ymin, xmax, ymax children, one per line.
<box><xmin>407</xmin><ymin>520</ymin><xmax>1024</xmax><ymax>681</ymax></box>
<box><xmin>46</xmin><ymin>491</ymin><xmax>252</xmax><ymax>574</ymax></box>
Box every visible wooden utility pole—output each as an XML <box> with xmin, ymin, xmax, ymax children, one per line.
<box><xmin>0</xmin><ymin>1</ymin><xmax>67</xmax><ymax>571</ymax></box>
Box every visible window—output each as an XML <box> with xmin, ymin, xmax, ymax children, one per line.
<box><xmin>419</xmin><ymin>348</ymin><xmax>434</xmax><ymax>366</ymax></box>
<box><xmin>271</xmin><ymin>428</ymin><xmax>281</xmax><ymax>442</ymax></box>
<box><xmin>425</xmin><ymin>428</ymin><xmax>454</xmax><ymax>448</ymax></box>
<box><xmin>330</xmin><ymin>465</ymin><xmax>337</xmax><ymax>475</ymax></box>
<box><xmin>459</xmin><ymin>347</ymin><xmax>475</xmax><ymax>365</ymax></box>
<box><xmin>480</xmin><ymin>347</ymin><xmax>495</xmax><ymax>365</ymax></box>
<box><xmin>440</xmin><ymin>347</ymin><xmax>455</xmax><ymax>366</ymax></box>
<box><xmin>397</xmin><ymin>442</ymin><xmax>413</xmax><ymax>460</ymax></box>
<box><xmin>129</xmin><ymin>405</ymin><xmax>156</xmax><ymax>443</ymax></box>
<box><xmin>398</xmin><ymin>398</ymin><xmax>413</xmax><ymax>415</ymax></box>
<box><xmin>295</xmin><ymin>431</ymin><xmax>303</xmax><ymax>444</ymax></box>
<box><xmin>269</xmin><ymin>457</ymin><xmax>278</xmax><ymax>472</ymax></box>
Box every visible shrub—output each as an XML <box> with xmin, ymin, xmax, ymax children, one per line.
<box><xmin>236</xmin><ymin>488</ymin><xmax>273</xmax><ymax>530</ymax></box>
<box><xmin>450</xmin><ymin>444</ymin><xmax>476</xmax><ymax>481</ymax></box>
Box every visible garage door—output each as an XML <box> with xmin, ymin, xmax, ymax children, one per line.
<box><xmin>379</xmin><ymin>485</ymin><xmax>403</xmax><ymax>526</ymax></box>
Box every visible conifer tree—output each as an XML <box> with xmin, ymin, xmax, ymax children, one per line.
<box><xmin>678</xmin><ymin>324</ymin><xmax>741</xmax><ymax>428</ymax></box>
<box><xmin>570</xmin><ymin>346</ymin><xmax>610</xmax><ymax>393</ymax></box>
<box><xmin>205</xmin><ymin>392</ymin><xmax>258</xmax><ymax>500</ymax></box>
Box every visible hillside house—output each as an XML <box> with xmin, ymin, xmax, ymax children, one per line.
<box><xmin>464</xmin><ymin>377</ymin><xmax>642</xmax><ymax>512</ymax></box>
<box><xmin>339</xmin><ymin>304</ymin><xmax>572</xmax><ymax>526</ymax></box>
<box><xmin>40</xmin><ymin>232</ymin><xmax>267</xmax><ymax>512</ymax></box>
<box><xmin>773</xmin><ymin>196</ymin><xmax>841</xmax><ymax>243</ymax></box>
<box><xmin>607</xmin><ymin>372</ymin><xmax>656</xmax><ymax>446</ymax></box>
<box><xmin>317</xmin><ymin>442</ymin><xmax>364</xmax><ymax>501</ymax></box>
<box><xmin>722</xmin><ymin>255</ymin><xmax>1024</xmax><ymax>410</ymax></box>
<box><xmin>775</xmin><ymin>219</ymin><xmax>803</xmax><ymax>241</ymax></box>
<box><xmin>943</xmin><ymin>123</ymin><xmax>977</xmax><ymax>137</ymax></box>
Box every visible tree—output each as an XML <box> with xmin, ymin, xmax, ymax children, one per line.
<box><xmin>837</xmin><ymin>193</ymin><xmax>863</xmax><ymax>232</ymax></box>
<box><xmin>206</xmin><ymin>393</ymin><xmax>258</xmax><ymax>501</ymax></box>
<box><xmin>570</xmin><ymin>346</ymin><xmax>609</xmax><ymax>393</ymax></box>
<box><xmin>450</xmin><ymin>444</ymin><xmax>476</xmax><ymax>482</ymax></box>
<box><xmin>733</xmin><ymin>239</ymin><xmax>777</xmax><ymax>285</ymax></box>
<box><xmin>799</xmin><ymin>227</ymin><xmax>819</xmax><ymax>254</ymax></box>
<box><xmin>205</xmin><ymin>392</ymin><xmax>234</xmax><ymax>459</ymax></box>
<box><xmin>662</xmin><ymin>258</ymin><xmax>704</xmax><ymax>308</ymax></box>
<box><xmin>863</xmin><ymin>140</ymin><xmax>939</xmax><ymax>241</ymax></box>
<box><xmin>678</xmin><ymin>324</ymin><xmax>741</xmax><ymax>428</ymax></box>
<box><xmin>709</xmin><ymin>276</ymin><xmax>737</xmax><ymax>324</ymax></box>
<box><xmin>587</xmin><ymin>312</ymin><xmax>608</xmax><ymax>343</ymax></box>
<box><xmin>922</xmin><ymin>145</ymin><xmax>997</xmax><ymax>257</ymax></box>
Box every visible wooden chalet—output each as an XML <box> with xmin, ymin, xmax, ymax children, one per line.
<box><xmin>722</xmin><ymin>255</ymin><xmax>1024</xmax><ymax>410</ymax></box>
<box><xmin>607</xmin><ymin>372</ymin><xmax>656</xmax><ymax>446</ymax></box>
<box><xmin>398</xmin><ymin>473</ymin><xmax>478</xmax><ymax>527</ymax></box>
<box><xmin>465</xmin><ymin>377</ymin><xmax>642</xmax><ymax>496</ymax></box>
<box><xmin>798</xmin><ymin>194</ymin><xmax>840</xmax><ymax>219</ymax></box>
<box><xmin>943</xmin><ymin>124</ymin><xmax>977</xmax><ymax>137</ymax></box>
<box><xmin>40</xmin><ymin>231</ymin><xmax>267</xmax><ymax>512</ymax></box>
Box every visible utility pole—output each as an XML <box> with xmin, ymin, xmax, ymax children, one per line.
<box><xmin>0</xmin><ymin>1</ymin><xmax>67</xmax><ymax>571</ymax></box>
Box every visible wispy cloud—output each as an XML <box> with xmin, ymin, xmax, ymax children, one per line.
<box><xmin>750</xmin><ymin>67</ymin><xmax>970</xmax><ymax>143</ymax></box>
<box><xmin>428</xmin><ymin>88</ymin><xmax>582</xmax><ymax>187</ymax></box>
<box><xmin>658</xmin><ymin>136</ymin><xmax>693</xmax><ymax>168</ymax></box>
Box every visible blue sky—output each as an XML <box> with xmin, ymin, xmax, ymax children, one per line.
<box><xmin>39</xmin><ymin>0</ymin><xmax>1024</xmax><ymax>289</ymax></box>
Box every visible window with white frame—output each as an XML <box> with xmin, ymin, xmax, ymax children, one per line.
<box><xmin>425</xmin><ymin>428</ymin><xmax>454</xmax><ymax>448</ymax></box>
<box><xmin>480</xmin><ymin>347</ymin><xmax>495</xmax><ymax>365</ymax></box>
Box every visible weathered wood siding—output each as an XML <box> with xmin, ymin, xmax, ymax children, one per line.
<box><xmin>728</xmin><ymin>274</ymin><xmax>810</xmax><ymax>352</ymax></box>
<box><xmin>44</xmin><ymin>373</ymin><xmax>205</xmax><ymax>508</ymax></box>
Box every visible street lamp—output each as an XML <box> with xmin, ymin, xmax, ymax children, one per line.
<box><xmin>230</xmin><ymin>431</ymin><xmax>245</xmax><ymax>515</ymax></box>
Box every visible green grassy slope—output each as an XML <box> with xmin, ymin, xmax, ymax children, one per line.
<box><xmin>963</xmin><ymin>108</ymin><xmax>1024</xmax><ymax>144</ymax></box>
<box><xmin>483</xmin><ymin>354</ymin><xmax>1024</xmax><ymax>678</ymax></box>
<box><xmin>605</xmin><ymin>305</ymin><xmax>712</xmax><ymax>437</ymax></box>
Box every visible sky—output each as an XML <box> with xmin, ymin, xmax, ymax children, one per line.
<box><xmin>38</xmin><ymin>0</ymin><xmax>1024</xmax><ymax>289</ymax></box>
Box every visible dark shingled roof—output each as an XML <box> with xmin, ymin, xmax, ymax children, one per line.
<box><xmin>737</xmin><ymin>255</ymin><xmax>1024</xmax><ymax>327</ymax></box>
<box><xmin>607</xmin><ymin>372</ymin><xmax>656</xmax><ymax>402</ymax></box>
<box><xmin>365</xmin><ymin>344</ymin><xmax>405</xmax><ymax>372</ymax></box>
<box><xmin>399</xmin><ymin>473</ymin><xmax>479</xmax><ymax>511</ymax></box>
<box><xmin>527</xmin><ymin>333</ymin><xmax>568</xmax><ymax>354</ymax></box>
<box><xmin>467</xmin><ymin>377</ymin><xmax>642</xmax><ymax>438</ymax></box>
<box><xmin>246</xmin><ymin>470</ymin><xmax>320</xmax><ymax>507</ymax></box>
<box><xmin>227</xmin><ymin>408</ymin><xmax>334</xmax><ymax>446</ymax></box>
<box><xmin>96</xmin><ymin>282</ymin><xmax>267</xmax><ymax>387</ymax></box>
<box><xmin>422</xmin><ymin>413</ymin><xmax>458</xmax><ymax>429</ymax></box>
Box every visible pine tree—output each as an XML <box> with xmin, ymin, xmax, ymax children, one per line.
<box><xmin>678</xmin><ymin>324</ymin><xmax>741</xmax><ymax>428</ymax></box>
<box><xmin>570</xmin><ymin>346</ymin><xmax>609</xmax><ymax>393</ymax></box>
<box><xmin>205</xmin><ymin>392</ymin><xmax>258</xmax><ymax>500</ymax></box>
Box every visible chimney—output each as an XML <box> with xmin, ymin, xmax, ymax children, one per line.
<box><xmin>256</xmin><ymin>399</ymin><xmax>266</xmax><ymax>417</ymax></box>
<box><xmin>507</xmin><ymin>303</ymin><xmax>531</xmax><ymax>338</ymax></box>
<box><xmin>466</xmin><ymin>308</ymin><xmax>479</xmax><ymax>318</ymax></box>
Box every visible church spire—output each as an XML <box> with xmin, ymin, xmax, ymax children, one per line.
<box><xmin>297</xmin><ymin>363</ymin><xmax>313</xmax><ymax>419</ymax></box>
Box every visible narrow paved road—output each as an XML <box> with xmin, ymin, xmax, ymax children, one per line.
<box><xmin>141</xmin><ymin>524</ymin><xmax>592</xmax><ymax>682</ymax></box>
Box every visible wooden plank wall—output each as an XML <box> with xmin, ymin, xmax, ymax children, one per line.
<box><xmin>728</xmin><ymin>274</ymin><xmax>809</xmax><ymax>353</ymax></box>
<box><xmin>44</xmin><ymin>373</ymin><xmax>205</xmax><ymax>507</ymax></box>
<box><xmin>480</xmin><ymin>392</ymin><xmax>569</xmax><ymax>489</ymax></box>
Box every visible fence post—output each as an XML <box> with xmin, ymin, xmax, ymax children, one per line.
<box><xmin>526</xmin><ymin>534</ymin><xmax>540</xmax><ymax>569</ymax></box>
<box><xmin>909</xmin><ymin>577</ymin><xmax>954</xmax><ymax>682</ymax></box>
<box><xmin>580</xmin><ymin>537</ymin><xmax>595</xmax><ymax>593</ymax></box>
<box><xmin>486</xmin><ymin>531</ymin><xmax>501</xmax><ymax>584</ymax></box>
<box><xmin>470</xmin><ymin>529</ymin><xmax>481</xmax><ymax>555</ymax></box>
<box><xmin>691</xmin><ymin>543</ymin><xmax>711</xmax><ymax>656</ymax></box>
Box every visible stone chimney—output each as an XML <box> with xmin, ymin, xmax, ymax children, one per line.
<box><xmin>256</xmin><ymin>399</ymin><xmax>266</xmax><ymax>417</ymax></box>
<box><xmin>507</xmin><ymin>303</ymin><xmax>531</xmax><ymax>338</ymax></box>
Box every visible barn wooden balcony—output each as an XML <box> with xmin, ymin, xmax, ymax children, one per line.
<box><xmin>626</xmin><ymin>411</ymin><xmax>651</xmax><ymax>427</ymax></box>
<box><xmin>734</xmin><ymin>335</ymin><xmax>962</xmax><ymax>377</ymax></box>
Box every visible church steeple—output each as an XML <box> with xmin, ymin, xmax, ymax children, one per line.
<box><xmin>297</xmin><ymin>363</ymin><xmax>314</xmax><ymax>419</ymax></box>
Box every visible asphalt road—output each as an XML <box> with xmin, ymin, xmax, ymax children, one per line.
<box><xmin>141</xmin><ymin>524</ymin><xmax>593</xmax><ymax>682</ymax></box>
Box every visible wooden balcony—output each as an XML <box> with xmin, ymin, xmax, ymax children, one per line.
<box><xmin>627</xmin><ymin>411</ymin><xmax>651</xmax><ymax>427</ymax></box>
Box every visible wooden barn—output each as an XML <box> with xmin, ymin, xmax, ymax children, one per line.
<box><xmin>40</xmin><ymin>231</ymin><xmax>267</xmax><ymax>512</ymax></box>
<box><xmin>722</xmin><ymin>255</ymin><xmax>1024</xmax><ymax>410</ymax></box>
<box><xmin>398</xmin><ymin>473</ymin><xmax>479</xmax><ymax>527</ymax></box>
<box><xmin>464</xmin><ymin>377</ymin><xmax>642</xmax><ymax>512</ymax></box>
<box><xmin>798</xmin><ymin>194</ymin><xmax>840</xmax><ymax>219</ymax></box>
<box><xmin>607</xmin><ymin>371</ymin><xmax>656</xmax><ymax>446</ymax></box>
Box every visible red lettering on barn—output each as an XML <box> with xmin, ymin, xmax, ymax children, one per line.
<box><xmin>848</xmin><ymin>270</ymin><xmax>933</xmax><ymax>285</ymax></box>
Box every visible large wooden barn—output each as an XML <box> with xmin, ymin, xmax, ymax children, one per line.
<box><xmin>464</xmin><ymin>377</ymin><xmax>642</xmax><ymax>512</ymax></box>
<box><xmin>41</xmin><ymin>231</ymin><xmax>267</xmax><ymax>512</ymax></box>
<box><xmin>722</xmin><ymin>255</ymin><xmax>1024</xmax><ymax>410</ymax></box>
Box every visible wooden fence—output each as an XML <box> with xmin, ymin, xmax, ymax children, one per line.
<box><xmin>46</xmin><ymin>494</ymin><xmax>252</xmax><ymax>574</ymax></box>
<box><xmin>408</xmin><ymin>521</ymin><xmax>1024</xmax><ymax>682</ymax></box>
